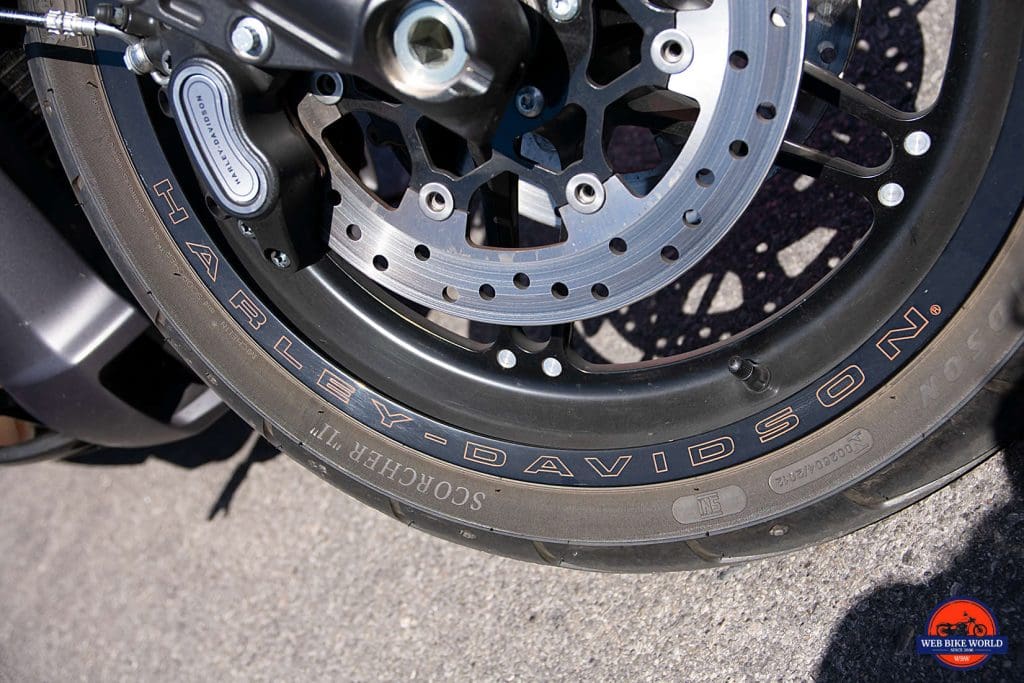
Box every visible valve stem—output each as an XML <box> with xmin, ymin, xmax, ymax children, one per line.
<box><xmin>729</xmin><ymin>356</ymin><xmax>772</xmax><ymax>393</ymax></box>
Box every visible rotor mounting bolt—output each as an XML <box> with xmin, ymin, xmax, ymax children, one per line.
<box><xmin>419</xmin><ymin>182</ymin><xmax>456</xmax><ymax>221</ymax></box>
<box><xmin>231</xmin><ymin>17</ymin><xmax>272</xmax><ymax>62</ymax></box>
<box><xmin>652</xmin><ymin>29</ymin><xmax>694</xmax><ymax>75</ymax></box>
<box><xmin>516</xmin><ymin>86</ymin><xmax>545</xmax><ymax>118</ymax></box>
<box><xmin>878</xmin><ymin>182</ymin><xmax>906</xmax><ymax>208</ymax></box>
<box><xmin>238</xmin><ymin>221</ymin><xmax>255</xmax><ymax>238</ymax></box>
<box><xmin>497</xmin><ymin>349</ymin><xmax>518</xmax><ymax>369</ymax></box>
<box><xmin>547</xmin><ymin>0</ymin><xmax>580</xmax><ymax>23</ymax></box>
<box><xmin>566</xmin><ymin>174</ymin><xmax>606</xmax><ymax>215</ymax></box>
<box><xmin>269</xmin><ymin>250</ymin><xmax>291</xmax><ymax>269</ymax></box>
<box><xmin>768</xmin><ymin>524</ymin><xmax>789</xmax><ymax>537</ymax></box>
<box><xmin>903</xmin><ymin>130</ymin><xmax>932</xmax><ymax>157</ymax></box>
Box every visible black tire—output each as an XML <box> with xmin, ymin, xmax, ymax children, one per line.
<box><xmin>24</xmin><ymin>0</ymin><xmax>1024</xmax><ymax>570</ymax></box>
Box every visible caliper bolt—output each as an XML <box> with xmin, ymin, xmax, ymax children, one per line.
<box><xmin>515</xmin><ymin>86</ymin><xmax>544</xmax><ymax>118</ymax></box>
<box><xmin>231</xmin><ymin>17</ymin><xmax>272</xmax><ymax>62</ymax></box>
<box><xmin>547</xmin><ymin>0</ymin><xmax>580</xmax><ymax>23</ymax></box>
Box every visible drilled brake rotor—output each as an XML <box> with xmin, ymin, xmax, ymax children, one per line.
<box><xmin>300</xmin><ymin>0</ymin><xmax>807</xmax><ymax>326</ymax></box>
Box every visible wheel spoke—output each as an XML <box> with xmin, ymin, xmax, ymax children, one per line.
<box><xmin>777</xmin><ymin>140</ymin><xmax>884</xmax><ymax>199</ymax></box>
<box><xmin>800</xmin><ymin>61</ymin><xmax>922</xmax><ymax>135</ymax></box>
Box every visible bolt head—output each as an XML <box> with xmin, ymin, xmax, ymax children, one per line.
<box><xmin>547</xmin><ymin>0</ymin><xmax>580</xmax><ymax>22</ymax></box>
<box><xmin>878</xmin><ymin>182</ymin><xmax>906</xmax><ymax>208</ymax></box>
<box><xmin>270</xmin><ymin>250</ymin><xmax>291</xmax><ymax>269</ymax></box>
<box><xmin>231</xmin><ymin>17</ymin><xmax>271</xmax><ymax>61</ymax></box>
<box><xmin>542</xmin><ymin>357</ymin><xmax>563</xmax><ymax>377</ymax></box>
<box><xmin>566</xmin><ymin>173</ymin><xmax>606</xmax><ymax>214</ymax></box>
<box><xmin>903</xmin><ymin>130</ymin><xmax>932</xmax><ymax>157</ymax></box>
<box><xmin>497</xmin><ymin>349</ymin><xmax>518</xmax><ymax>369</ymax></box>
<box><xmin>516</xmin><ymin>86</ymin><xmax>544</xmax><ymax>118</ymax></box>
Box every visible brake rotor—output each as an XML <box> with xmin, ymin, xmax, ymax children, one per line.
<box><xmin>299</xmin><ymin>0</ymin><xmax>807</xmax><ymax>325</ymax></box>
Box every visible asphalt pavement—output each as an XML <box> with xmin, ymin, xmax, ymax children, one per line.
<box><xmin>0</xmin><ymin>415</ymin><xmax>1022</xmax><ymax>681</ymax></box>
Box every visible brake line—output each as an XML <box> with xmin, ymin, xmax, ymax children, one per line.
<box><xmin>0</xmin><ymin>8</ymin><xmax>133</xmax><ymax>44</ymax></box>
<box><xmin>0</xmin><ymin>7</ymin><xmax>171</xmax><ymax>83</ymax></box>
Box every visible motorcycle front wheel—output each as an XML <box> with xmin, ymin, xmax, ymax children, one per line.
<box><xmin>26</xmin><ymin>0</ymin><xmax>1024</xmax><ymax>570</ymax></box>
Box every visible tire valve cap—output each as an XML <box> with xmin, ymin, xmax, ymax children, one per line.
<box><xmin>728</xmin><ymin>356</ymin><xmax>772</xmax><ymax>393</ymax></box>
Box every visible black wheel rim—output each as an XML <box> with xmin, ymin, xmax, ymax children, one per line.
<box><xmin>94</xmin><ymin>0</ymin><xmax>1024</xmax><ymax>486</ymax></box>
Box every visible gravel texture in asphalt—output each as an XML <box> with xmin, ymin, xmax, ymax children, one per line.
<box><xmin>0</xmin><ymin>420</ymin><xmax>1021</xmax><ymax>681</ymax></box>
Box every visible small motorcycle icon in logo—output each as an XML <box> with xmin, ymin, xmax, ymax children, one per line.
<box><xmin>916</xmin><ymin>598</ymin><xmax>1008</xmax><ymax>670</ymax></box>
<box><xmin>935</xmin><ymin>612</ymin><xmax>988</xmax><ymax>638</ymax></box>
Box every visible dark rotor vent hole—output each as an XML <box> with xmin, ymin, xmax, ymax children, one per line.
<box><xmin>757</xmin><ymin>103</ymin><xmax>777</xmax><ymax>120</ymax></box>
<box><xmin>729</xmin><ymin>50</ymin><xmax>749</xmax><ymax>69</ymax></box>
<box><xmin>609</xmin><ymin>237</ymin><xmax>628</xmax><ymax>255</ymax></box>
<box><xmin>479</xmin><ymin>284</ymin><xmax>496</xmax><ymax>300</ymax></box>
<box><xmin>696</xmin><ymin>168</ymin><xmax>716</xmax><ymax>187</ymax></box>
<box><xmin>661</xmin><ymin>245</ymin><xmax>680</xmax><ymax>262</ymax></box>
<box><xmin>514</xmin><ymin>273</ymin><xmax>531</xmax><ymax>290</ymax></box>
<box><xmin>346</xmin><ymin>224</ymin><xmax>362</xmax><ymax>241</ymax></box>
<box><xmin>591</xmin><ymin>283</ymin><xmax>610</xmax><ymax>300</ymax></box>
<box><xmin>373</xmin><ymin>255</ymin><xmax>389</xmax><ymax>271</ymax></box>
<box><xmin>415</xmin><ymin>245</ymin><xmax>431</xmax><ymax>261</ymax></box>
<box><xmin>729</xmin><ymin>140</ymin><xmax>750</xmax><ymax>158</ymax></box>
<box><xmin>551</xmin><ymin>282</ymin><xmax>569</xmax><ymax>299</ymax></box>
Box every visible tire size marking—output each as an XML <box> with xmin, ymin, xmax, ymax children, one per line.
<box><xmin>768</xmin><ymin>429</ymin><xmax>874</xmax><ymax>494</ymax></box>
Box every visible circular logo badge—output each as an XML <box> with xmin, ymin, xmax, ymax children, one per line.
<box><xmin>924</xmin><ymin>598</ymin><xmax>999</xmax><ymax>669</ymax></box>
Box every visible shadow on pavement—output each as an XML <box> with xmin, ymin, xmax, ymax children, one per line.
<box><xmin>66</xmin><ymin>413</ymin><xmax>280</xmax><ymax>519</ymax></box>
<box><xmin>816</xmin><ymin>359</ymin><xmax>1024</xmax><ymax>681</ymax></box>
